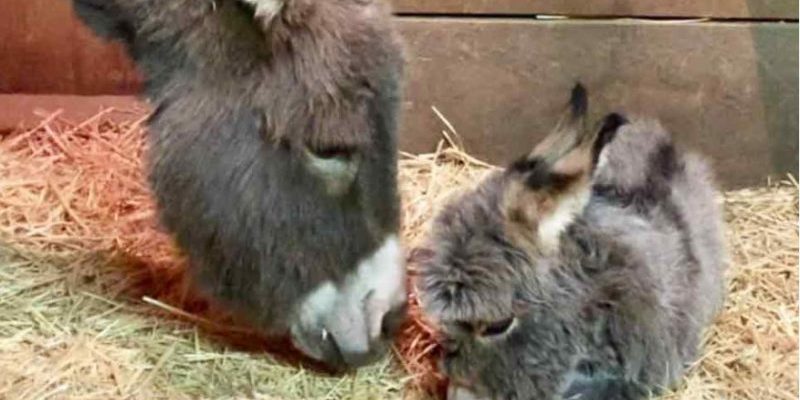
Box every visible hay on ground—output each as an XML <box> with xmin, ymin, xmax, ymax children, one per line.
<box><xmin>0</xmin><ymin>109</ymin><xmax>796</xmax><ymax>399</ymax></box>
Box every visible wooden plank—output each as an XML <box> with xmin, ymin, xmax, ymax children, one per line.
<box><xmin>395</xmin><ymin>19</ymin><xmax>798</xmax><ymax>188</ymax></box>
<box><xmin>0</xmin><ymin>11</ymin><xmax>796</xmax><ymax>188</ymax></box>
<box><xmin>0</xmin><ymin>95</ymin><xmax>145</xmax><ymax>133</ymax></box>
<box><xmin>391</xmin><ymin>0</ymin><xmax>799</xmax><ymax>20</ymax></box>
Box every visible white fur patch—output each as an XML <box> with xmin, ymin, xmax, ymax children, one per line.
<box><xmin>538</xmin><ymin>188</ymin><xmax>591</xmax><ymax>253</ymax></box>
<box><xmin>294</xmin><ymin>236</ymin><xmax>406</xmax><ymax>357</ymax></box>
<box><xmin>293</xmin><ymin>281</ymin><xmax>337</xmax><ymax>360</ymax></box>
<box><xmin>596</xmin><ymin>148</ymin><xmax>610</xmax><ymax>172</ymax></box>
<box><xmin>296</xmin><ymin>281</ymin><xmax>337</xmax><ymax>329</ymax></box>
<box><xmin>240</xmin><ymin>0</ymin><xmax>284</xmax><ymax>24</ymax></box>
<box><xmin>350</xmin><ymin>235</ymin><xmax>406</xmax><ymax>339</ymax></box>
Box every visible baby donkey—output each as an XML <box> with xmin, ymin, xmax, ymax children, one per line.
<box><xmin>417</xmin><ymin>85</ymin><xmax>727</xmax><ymax>400</ymax></box>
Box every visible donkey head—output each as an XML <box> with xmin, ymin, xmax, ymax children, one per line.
<box><xmin>417</xmin><ymin>85</ymin><xmax>629</xmax><ymax>398</ymax></box>
<box><xmin>72</xmin><ymin>0</ymin><xmax>407</xmax><ymax>369</ymax></box>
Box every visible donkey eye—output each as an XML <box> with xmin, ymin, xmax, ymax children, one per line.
<box><xmin>479</xmin><ymin>317</ymin><xmax>515</xmax><ymax>337</ymax></box>
<box><xmin>308</xmin><ymin>145</ymin><xmax>356</xmax><ymax>160</ymax></box>
<box><xmin>303</xmin><ymin>145</ymin><xmax>361</xmax><ymax>196</ymax></box>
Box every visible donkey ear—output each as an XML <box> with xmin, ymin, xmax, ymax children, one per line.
<box><xmin>72</xmin><ymin>0</ymin><xmax>135</xmax><ymax>43</ymax></box>
<box><xmin>239</xmin><ymin>0</ymin><xmax>286</xmax><ymax>28</ymax></box>
<box><xmin>591</xmin><ymin>112</ymin><xmax>628</xmax><ymax>170</ymax></box>
<box><xmin>501</xmin><ymin>83</ymin><xmax>596</xmax><ymax>254</ymax></box>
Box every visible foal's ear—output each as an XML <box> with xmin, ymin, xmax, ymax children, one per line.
<box><xmin>501</xmin><ymin>84</ymin><xmax>626</xmax><ymax>254</ymax></box>
<box><xmin>72</xmin><ymin>0</ymin><xmax>135</xmax><ymax>43</ymax></box>
<box><xmin>239</xmin><ymin>0</ymin><xmax>286</xmax><ymax>27</ymax></box>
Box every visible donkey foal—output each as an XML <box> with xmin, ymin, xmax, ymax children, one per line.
<box><xmin>418</xmin><ymin>85</ymin><xmax>727</xmax><ymax>399</ymax></box>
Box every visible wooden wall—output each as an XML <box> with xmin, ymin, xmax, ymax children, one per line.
<box><xmin>392</xmin><ymin>0</ymin><xmax>798</xmax><ymax>19</ymax></box>
<box><xmin>0</xmin><ymin>0</ymin><xmax>797</xmax><ymax>188</ymax></box>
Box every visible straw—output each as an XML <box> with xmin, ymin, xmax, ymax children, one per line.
<box><xmin>0</xmin><ymin>109</ymin><xmax>796</xmax><ymax>399</ymax></box>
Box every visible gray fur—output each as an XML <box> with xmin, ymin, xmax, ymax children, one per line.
<box><xmin>417</xmin><ymin>86</ymin><xmax>727</xmax><ymax>399</ymax></box>
<box><xmin>71</xmin><ymin>0</ymin><xmax>406</xmax><ymax>369</ymax></box>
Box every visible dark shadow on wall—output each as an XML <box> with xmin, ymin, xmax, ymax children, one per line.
<box><xmin>747</xmin><ymin>0</ymin><xmax>799</xmax><ymax>180</ymax></box>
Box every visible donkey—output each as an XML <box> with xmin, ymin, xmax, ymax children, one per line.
<box><xmin>71</xmin><ymin>0</ymin><xmax>407</xmax><ymax>369</ymax></box>
<box><xmin>417</xmin><ymin>84</ymin><xmax>727</xmax><ymax>399</ymax></box>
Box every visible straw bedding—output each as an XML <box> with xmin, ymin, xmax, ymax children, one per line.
<box><xmin>0</xmin><ymin>108</ymin><xmax>796</xmax><ymax>400</ymax></box>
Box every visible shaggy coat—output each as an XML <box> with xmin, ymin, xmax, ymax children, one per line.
<box><xmin>72</xmin><ymin>0</ymin><xmax>407</xmax><ymax>369</ymax></box>
<box><xmin>418</xmin><ymin>85</ymin><xmax>727</xmax><ymax>399</ymax></box>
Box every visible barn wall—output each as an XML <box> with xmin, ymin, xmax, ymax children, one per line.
<box><xmin>0</xmin><ymin>0</ymin><xmax>797</xmax><ymax>188</ymax></box>
<box><xmin>392</xmin><ymin>0</ymin><xmax>798</xmax><ymax>19</ymax></box>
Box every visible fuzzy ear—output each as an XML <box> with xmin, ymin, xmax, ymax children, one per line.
<box><xmin>72</xmin><ymin>0</ymin><xmax>135</xmax><ymax>43</ymax></box>
<box><xmin>240</xmin><ymin>0</ymin><xmax>286</xmax><ymax>27</ymax></box>
<box><xmin>591</xmin><ymin>112</ymin><xmax>628</xmax><ymax>170</ymax></box>
<box><xmin>502</xmin><ymin>84</ymin><xmax>624</xmax><ymax>254</ymax></box>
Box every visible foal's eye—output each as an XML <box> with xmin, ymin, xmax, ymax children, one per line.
<box><xmin>478</xmin><ymin>317</ymin><xmax>515</xmax><ymax>337</ymax></box>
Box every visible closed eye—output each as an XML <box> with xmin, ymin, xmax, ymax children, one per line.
<box><xmin>303</xmin><ymin>145</ymin><xmax>361</xmax><ymax>196</ymax></box>
<box><xmin>478</xmin><ymin>317</ymin><xmax>515</xmax><ymax>337</ymax></box>
<box><xmin>308</xmin><ymin>145</ymin><xmax>356</xmax><ymax>161</ymax></box>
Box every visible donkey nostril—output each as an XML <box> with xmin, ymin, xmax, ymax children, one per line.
<box><xmin>323</xmin><ymin>331</ymin><xmax>347</xmax><ymax>369</ymax></box>
<box><xmin>380</xmin><ymin>302</ymin><xmax>408</xmax><ymax>338</ymax></box>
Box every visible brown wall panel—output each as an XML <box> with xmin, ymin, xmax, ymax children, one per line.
<box><xmin>0</xmin><ymin>2</ymin><xmax>796</xmax><ymax>188</ymax></box>
<box><xmin>396</xmin><ymin>19</ymin><xmax>798</xmax><ymax>188</ymax></box>
<box><xmin>0</xmin><ymin>0</ymin><xmax>140</xmax><ymax>94</ymax></box>
<box><xmin>391</xmin><ymin>0</ymin><xmax>798</xmax><ymax>20</ymax></box>
<box><xmin>1</xmin><ymin>0</ymin><xmax>796</xmax><ymax>96</ymax></box>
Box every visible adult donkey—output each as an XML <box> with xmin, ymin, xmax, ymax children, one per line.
<box><xmin>71</xmin><ymin>0</ymin><xmax>407</xmax><ymax>369</ymax></box>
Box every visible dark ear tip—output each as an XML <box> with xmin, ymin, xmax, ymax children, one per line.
<box><xmin>569</xmin><ymin>82</ymin><xmax>588</xmax><ymax>117</ymax></box>
<box><xmin>571</xmin><ymin>82</ymin><xmax>587</xmax><ymax>97</ymax></box>
<box><xmin>599</xmin><ymin>112</ymin><xmax>629</xmax><ymax>132</ymax></box>
<box><xmin>590</xmin><ymin>112</ymin><xmax>629</xmax><ymax>169</ymax></box>
<box><xmin>508</xmin><ymin>155</ymin><xmax>545</xmax><ymax>175</ymax></box>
